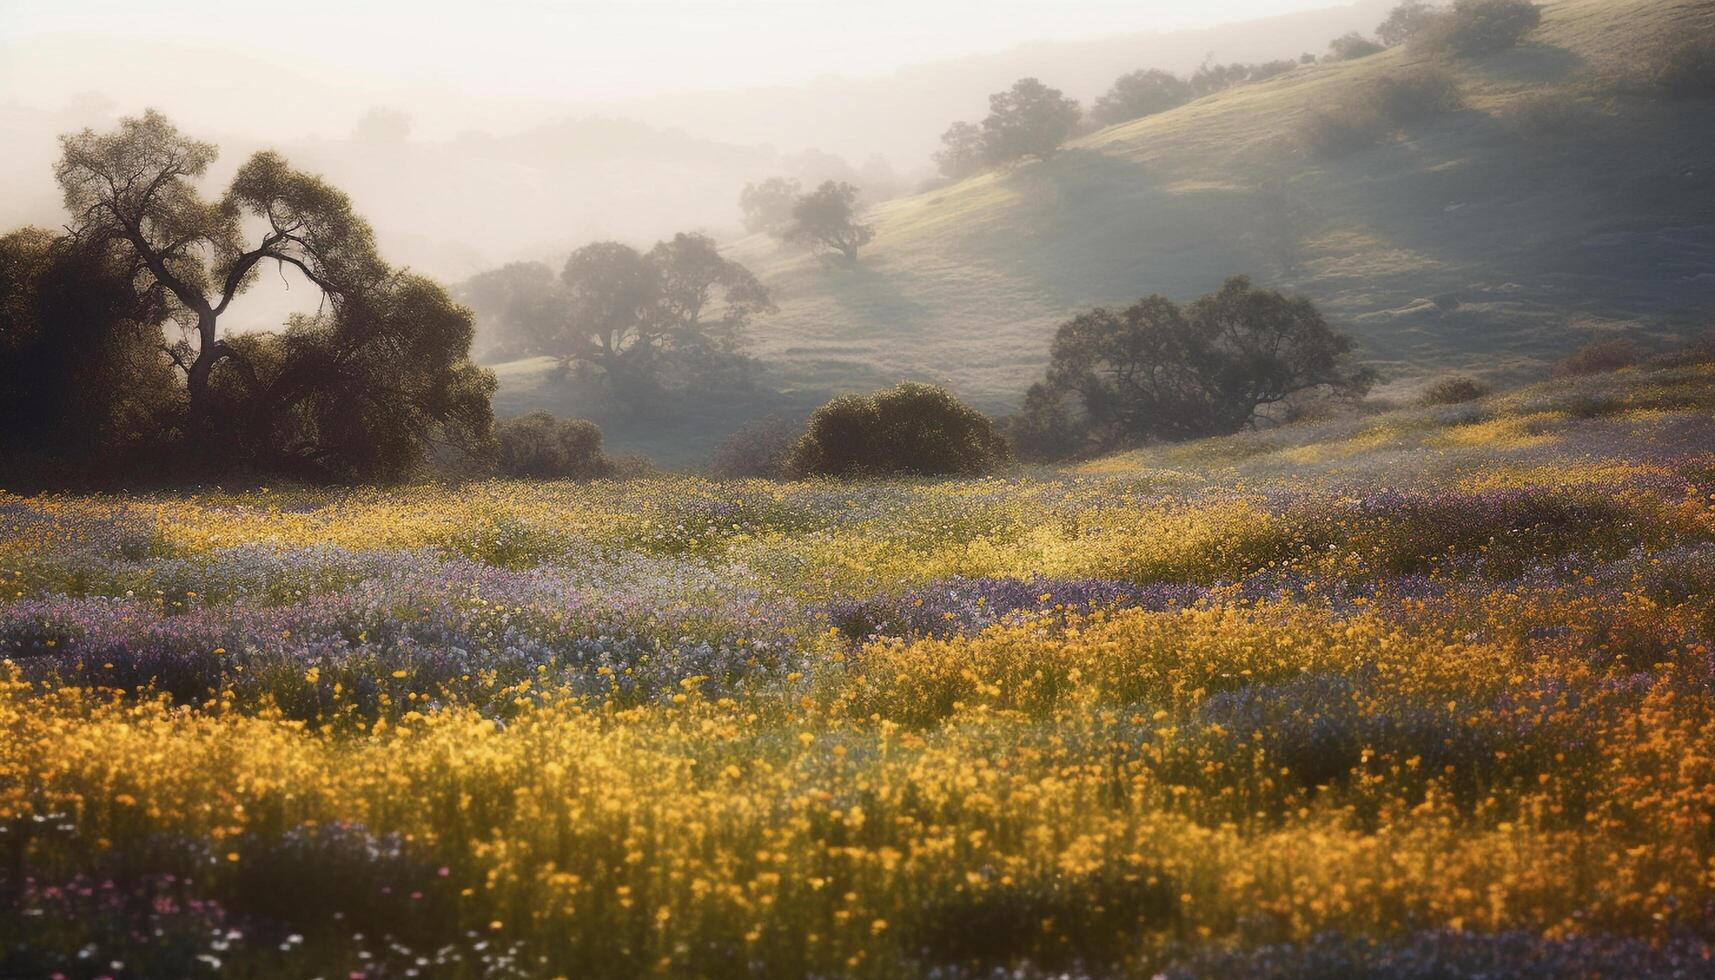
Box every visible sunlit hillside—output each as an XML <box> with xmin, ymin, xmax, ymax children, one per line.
<box><xmin>726</xmin><ymin>0</ymin><xmax>1715</xmax><ymax>409</ymax></box>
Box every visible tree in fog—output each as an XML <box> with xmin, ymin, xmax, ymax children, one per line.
<box><xmin>1376</xmin><ymin>0</ymin><xmax>1442</xmax><ymax>46</ymax></box>
<box><xmin>1091</xmin><ymin>69</ymin><xmax>1191</xmax><ymax>127</ymax></box>
<box><xmin>739</xmin><ymin>176</ymin><xmax>802</xmax><ymax>236</ymax></box>
<box><xmin>456</xmin><ymin>261</ymin><xmax>560</xmax><ymax>360</ymax></box>
<box><xmin>50</xmin><ymin>110</ymin><xmax>494</xmax><ymax>478</ymax></box>
<box><xmin>934</xmin><ymin>121</ymin><xmax>989</xmax><ymax>180</ymax></box>
<box><xmin>546</xmin><ymin>233</ymin><xmax>772</xmax><ymax>388</ymax></box>
<box><xmin>785</xmin><ymin>181</ymin><xmax>873</xmax><ymax>262</ymax></box>
<box><xmin>981</xmin><ymin>78</ymin><xmax>1082</xmax><ymax>163</ymax></box>
<box><xmin>1325</xmin><ymin>32</ymin><xmax>1386</xmax><ymax>61</ymax></box>
<box><xmin>1019</xmin><ymin>277</ymin><xmax>1372</xmax><ymax>453</ymax></box>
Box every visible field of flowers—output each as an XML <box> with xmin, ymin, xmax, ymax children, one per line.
<box><xmin>4</xmin><ymin>361</ymin><xmax>1715</xmax><ymax>978</ymax></box>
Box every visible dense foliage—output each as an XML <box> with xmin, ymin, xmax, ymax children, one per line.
<box><xmin>784</xmin><ymin>181</ymin><xmax>875</xmax><ymax>262</ymax></box>
<box><xmin>6</xmin><ymin>111</ymin><xmax>496</xmax><ymax>484</ymax></box>
<box><xmin>495</xmin><ymin>412</ymin><xmax>612</xmax><ymax>479</ymax></box>
<box><xmin>787</xmin><ymin>382</ymin><xmax>1010</xmax><ymax>478</ymax></box>
<box><xmin>2</xmin><ymin>361</ymin><xmax>1715</xmax><ymax>976</ymax></box>
<box><xmin>1415</xmin><ymin>0</ymin><xmax>1543</xmax><ymax>58</ymax></box>
<box><xmin>1019</xmin><ymin>277</ymin><xmax>1373</xmax><ymax>455</ymax></box>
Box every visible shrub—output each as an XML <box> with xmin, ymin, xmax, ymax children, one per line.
<box><xmin>787</xmin><ymin>382</ymin><xmax>1010</xmax><ymax>478</ymax></box>
<box><xmin>1562</xmin><ymin>338</ymin><xmax>1641</xmax><ymax>376</ymax></box>
<box><xmin>1648</xmin><ymin>37</ymin><xmax>1715</xmax><ymax>100</ymax></box>
<box><xmin>707</xmin><ymin>414</ymin><xmax>801</xmax><ymax>479</ymax></box>
<box><xmin>495</xmin><ymin>412</ymin><xmax>612</xmax><ymax>479</ymax></box>
<box><xmin>1326</xmin><ymin>32</ymin><xmax>1386</xmax><ymax>62</ymax></box>
<box><xmin>1415</xmin><ymin>0</ymin><xmax>1542</xmax><ymax>58</ymax></box>
<box><xmin>1421</xmin><ymin>375</ymin><xmax>1492</xmax><ymax>405</ymax></box>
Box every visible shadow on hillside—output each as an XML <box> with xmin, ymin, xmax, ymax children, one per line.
<box><xmin>979</xmin><ymin>148</ymin><xmax>1256</xmax><ymax>308</ymax></box>
<box><xmin>1468</xmin><ymin>42</ymin><xmax>1586</xmax><ymax>85</ymax></box>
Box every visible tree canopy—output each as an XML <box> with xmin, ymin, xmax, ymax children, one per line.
<box><xmin>980</xmin><ymin>78</ymin><xmax>1083</xmax><ymax>164</ymax></box>
<box><xmin>34</xmin><ymin>110</ymin><xmax>495</xmax><ymax>482</ymax></box>
<box><xmin>1018</xmin><ymin>277</ymin><xmax>1373</xmax><ymax>456</ymax></box>
<box><xmin>508</xmin><ymin>232</ymin><xmax>775</xmax><ymax>391</ymax></box>
<box><xmin>738</xmin><ymin>177</ymin><xmax>803</xmax><ymax>236</ymax></box>
<box><xmin>1091</xmin><ymin>69</ymin><xmax>1191</xmax><ymax>127</ymax></box>
<box><xmin>785</xmin><ymin>181</ymin><xmax>874</xmax><ymax>262</ymax></box>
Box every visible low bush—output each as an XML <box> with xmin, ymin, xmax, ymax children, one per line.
<box><xmin>494</xmin><ymin>412</ymin><xmax>612</xmax><ymax>479</ymax></box>
<box><xmin>787</xmin><ymin>382</ymin><xmax>1011</xmax><ymax>478</ymax></box>
<box><xmin>1562</xmin><ymin>338</ymin><xmax>1641</xmax><ymax>376</ymax></box>
<box><xmin>707</xmin><ymin>415</ymin><xmax>802</xmax><ymax>479</ymax></box>
<box><xmin>1326</xmin><ymin>32</ymin><xmax>1386</xmax><ymax>62</ymax></box>
<box><xmin>1421</xmin><ymin>375</ymin><xmax>1492</xmax><ymax>405</ymax></box>
<box><xmin>1415</xmin><ymin>0</ymin><xmax>1542</xmax><ymax>58</ymax></box>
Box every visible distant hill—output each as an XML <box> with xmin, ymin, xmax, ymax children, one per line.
<box><xmin>718</xmin><ymin>0</ymin><xmax>1715</xmax><ymax>412</ymax></box>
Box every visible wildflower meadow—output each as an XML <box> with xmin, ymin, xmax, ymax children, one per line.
<box><xmin>5</xmin><ymin>361</ymin><xmax>1715</xmax><ymax>977</ymax></box>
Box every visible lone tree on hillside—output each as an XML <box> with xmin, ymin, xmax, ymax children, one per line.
<box><xmin>1017</xmin><ymin>276</ymin><xmax>1373</xmax><ymax>454</ymax></box>
<box><xmin>981</xmin><ymin>78</ymin><xmax>1083</xmax><ymax>163</ymax></box>
<box><xmin>51</xmin><ymin>110</ymin><xmax>494</xmax><ymax>479</ymax></box>
<box><xmin>1376</xmin><ymin>0</ymin><xmax>1442</xmax><ymax>46</ymax></box>
<box><xmin>738</xmin><ymin>176</ymin><xmax>802</xmax><ymax>236</ymax></box>
<box><xmin>1325</xmin><ymin>32</ymin><xmax>1386</xmax><ymax>61</ymax></box>
<box><xmin>1416</xmin><ymin>0</ymin><xmax>1541</xmax><ymax>57</ymax></box>
<box><xmin>934</xmin><ymin>121</ymin><xmax>989</xmax><ymax>180</ymax></box>
<box><xmin>545</xmin><ymin>232</ymin><xmax>772</xmax><ymax>388</ymax></box>
<box><xmin>785</xmin><ymin>181</ymin><xmax>874</xmax><ymax>262</ymax></box>
<box><xmin>1091</xmin><ymin>69</ymin><xmax>1192</xmax><ymax>127</ymax></box>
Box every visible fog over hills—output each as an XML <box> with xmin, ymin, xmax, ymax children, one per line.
<box><xmin>0</xmin><ymin>0</ymin><xmax>1390</xmax><ymax>292</ymax></box>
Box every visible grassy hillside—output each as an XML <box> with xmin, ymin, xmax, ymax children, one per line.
<box><xmin>727</xmin><ymin>0</ymin><xmax>1715</xmax><ymax>410</ymax></box>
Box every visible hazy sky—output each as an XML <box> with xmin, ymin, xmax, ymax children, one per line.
<box><xmin>4</xmin><ymin>0</ymin><xmax>1351</xmax><ymax>102</ymax></box>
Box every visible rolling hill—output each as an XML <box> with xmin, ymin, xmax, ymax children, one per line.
<box><xmin>724</xmin><ymin>0</ymin><xmax>1715</xmax><ymax>409</ymax></box>
<box><xmin>495</xmin><ymin>0</ymin><xmax>1715</xmax><ymax>466</ymax></box>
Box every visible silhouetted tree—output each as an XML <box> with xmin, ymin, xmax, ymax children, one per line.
<box><xmin>210</xmin><ymin>272</ymin><xmax>497</xmax><ymax>482</ymax></box>
<box><xmin>1091</xmin><ymin>69</ymin><xmax>1191</xmax><ymax>126</ymax></box>
<box><xmin>55</xmin><ymin>111</ymin><xmax>390</xmax><ymax>450</ymax></box>
<box><xmin>48</xmin><ymin>110</ymin><xmax>495</xmax><ymax>481</ymax></box>
<box><xmin>981</xmin><ymin>78</ymin><xmax>1082</xmax><ymax>163</ymax></box>
<box><xmin>1023</xmin><ymin>277</ymin><xmax>1372</xmax><ymax>452</ymax></box>
<box><xmin>0</xmin><ymin>226</ymin><xmax>178</xmax><ymax>478</ymax></box>
<box><xmin>934</xmin><ymin>121</ymin><xmax>989</xmax><ymax>179</ymax></box>
<box><xmin>786</xmin><ymin>181</ymin><xmax>873</xmax><ymax>262</ymax></box>
<box><xmin>789</xmin><ymin>382</ymin><xmax>1010</xmax><ymax>478</ymax></box>
<box><xmin>739</xmin><ymin>176</ymin><xmax>802</xmax><ymax>236</ymax></box>
<box><xmin>1377</xmin><ymin>0</ymin><xmax>1442</xmax><ymax>46</ymax></box>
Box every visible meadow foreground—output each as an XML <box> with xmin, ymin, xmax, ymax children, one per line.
<box><xmin>5</xmin><ymin>361</ymin><xmax>1715</xmax><ymax>977</ymax></box>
